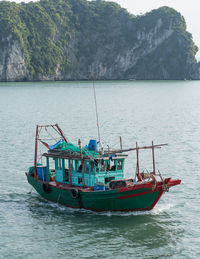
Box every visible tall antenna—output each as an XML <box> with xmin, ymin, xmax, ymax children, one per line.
<box><xmin>92</xmin><ymin>80</ymin><xmax>102</xmax><ymax>153</ymax></box>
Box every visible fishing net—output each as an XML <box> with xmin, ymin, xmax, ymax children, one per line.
<box><xmin>53</xmin><ymin>140</ymin><xmax>99</xmax><ymax>158</ymax></box>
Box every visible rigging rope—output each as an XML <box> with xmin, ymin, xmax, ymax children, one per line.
<box><xmin>45</xmin><ymin>127</ymin><xmax>59</xmax><ymax>142</ymax></box>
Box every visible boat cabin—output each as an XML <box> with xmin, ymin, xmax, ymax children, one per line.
<box><xmin>32</xmin><ymin>124</ymin><xmax>128</xmax><ymax>189</ymax></box>
<box><xmin>41</xmin><ymin>151</ymin><xmax>127</xmax><ymax>188</ymax></box>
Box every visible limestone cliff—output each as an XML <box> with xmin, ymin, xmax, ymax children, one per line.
<box><xmin>0</xmin><ymin>0</ymin><xmax>199</xmax><ymax>81</ymax></box>
<box><xmin>0</xmin><ymin>35</ymin><xmax>29</xmax><ymax>81</ymax></box>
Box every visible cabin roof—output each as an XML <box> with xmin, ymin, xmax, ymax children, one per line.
<box><xmin>43</xmin><ymin>149</ymin><xmax>128</xmax><ymax>161</ymax></box>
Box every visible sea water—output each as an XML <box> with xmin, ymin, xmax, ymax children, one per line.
<box><xmin>0</xmin><ymin>80</ymin><xmax>199</xmax><ymax>258</ymax></box>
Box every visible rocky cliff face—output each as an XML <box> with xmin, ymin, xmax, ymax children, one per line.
<box><xmin>84</xmin><ymin>17</ymin><xmax>175</xmax><ymax>80</ymax></box>
<box><xmin>0</xmin><ymin>35</ymin><xmax>29</xmax><ymax>81</ymax></box>
<box><xmin>0</xmin><ymin>0</ymin><xmax>199</xmax><ymax>81</ymax></box>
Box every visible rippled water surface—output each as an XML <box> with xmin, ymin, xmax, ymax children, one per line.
<box><xmin>0</xmin><ymin>80</ymin><xmax>200</xmax><ymax>258</ymax></box>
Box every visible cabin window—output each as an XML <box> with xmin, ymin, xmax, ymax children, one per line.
<box><xmin>63</xmin><ymin>160</ymin><xmax>69</xmax><ymax>182</ymax></box>
<box><xmin>70</xmin><ymin>160</ymin><xmax>75</xmax><ymax>171</ymax></box>
<box><xmin>93</xmin><ymin>159</ymin><xmax>99</xmax><ymax>172</ymax></box>
<box><xmin>106</xmin><ymin>161</ymin><xmax>110</xmax><ymax>171</ymax></box>
<box><xmin>91</xmin><ymin>162</ymin><xmax>94</xmax><ymax>172</ymax></box>
<box><xmin>64</xmin><ymin>159</ymin><xmax>69</xmax><ymax>170</ymax></box>
<box><xmin>110</xmin><ymin>160</ymin><xmax>116</xmax><ymax>171</ymax></box>
<box><xmin>65</xmin><ymin>169</ymin><xmax>69</xmax><ymax>182</ymax></box>
<box><xmin>100</xmin><ymin>160</ymin><xmax>105</xmax><ymax>171</ymax></box>
<box><xmin>117</xmin><ymin>160</ymin><xmax>123</xmax><ymax>170</ymax></box>
<box><xmin>49</xmin><ymin>158</ymin><xmax>55</xmax><ymax>175</ymax></box>
<box><xmin>75</xmin><ymin>160</ymin><xmax>81</xmax><ymax>172</ymax></box>
<box><xmin>111</xmin><ymin>165</ymin><xmax>116</xmax><ymax>171</ymax></box>
<box><xmin>85</xmin><ymin>162</ymin><xmax>90</xmax><ymax>173</ymax></box>
<box><xmin>106</xmin><ymin>160</ymin><xmax>116</xmax><ymax>171</ymax></box>
<box><xmin>57</xmin><ymin>158</ymin><xmax>62</xmax><ymax>170</ymax></box>
<box><xmin>78</xmin><ymin>177</ymin><xmax>82</xmax><ymax>184</ymax></box>
<box><xmin>77</xmin><ymin>162</ymin><xmax>83</xmax><ymax>172</ymax></box>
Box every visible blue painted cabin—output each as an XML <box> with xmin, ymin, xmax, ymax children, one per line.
<box><xmin>45</xmin><ymin>155</ymin><xmax>127</xmax><ymax>187</ymax></box>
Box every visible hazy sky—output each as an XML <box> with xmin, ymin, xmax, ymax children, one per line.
<box><xmin>5</xmin><ymin>0</ymin><xmax>200</xmax><ymax>59</ymax></box>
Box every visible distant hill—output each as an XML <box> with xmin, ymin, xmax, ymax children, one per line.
<box><xmin>0</xmin><ymin>0</ymin><xmax>200</xmax><ymax>81</ymax></box>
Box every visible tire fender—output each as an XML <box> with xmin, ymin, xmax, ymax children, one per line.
<box><xmin>70</xmin><ymin>188</ymin><xmax>80</xmax><ymax>199</ymax></box>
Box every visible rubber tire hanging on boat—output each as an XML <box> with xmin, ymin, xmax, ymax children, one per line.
<box><xmin>71</xmin><ymin>189</ymin><xmax>80</xmax><ymax>199</ymax></box>
<box><xmin>42</xmin><ymin>183</ymin><xmax>51</xmax><ymax>193</ymax></box>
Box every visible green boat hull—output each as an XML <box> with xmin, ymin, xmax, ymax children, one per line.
<box><xmin>27</xmin><ymin>174</ymin><xmax>163</xmax><ymax>211</ymax></box>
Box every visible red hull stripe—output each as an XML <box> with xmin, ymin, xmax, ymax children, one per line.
<box><xmin>117</xmin><ymin>183</ymin><xmax>154</xmax><ymax>193</ymax></box>
<box><xmin>118</xmin><ymin>190</ymin><xmax>153</xmax><ymax>200</ymax></box>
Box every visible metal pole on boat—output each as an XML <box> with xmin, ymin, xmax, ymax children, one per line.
<box><xmin>34</xmin><ymin>125</ymin><xmax>39</xmax><ymax>178</ymax></box>
<box><xmin>69</xmin><ymin>159</ymin><xmax>72</xmax><ymax>186</ymax></box>
<box><xmin>152</xmin><ymin>141</ymin><xmax>156</xmax><ymax>174</ymax></box>
<box><xmin>78</xmin><ymin>139</ymin><xmax>82</xmax><ymax>159</ymax></box>
<box><xmin>46</xmin><ymin>157</ymin><xmax>50</xmax><ymax>183</ymax></box>
<box><xmin>55</xmin><ymin>124</ymin><xmax>69</xmax><ymax>143</ymax></box>
<box><xmin>120</xmin><ymin>136</ymin><xmax>122</xmax><ymax>151</ymax></box>
<box><xmin>92</xmin><ymin>80</ymin><xmax>102</xmax><ymax>153</ymax></box>
<box><xmin>79</xmin><ymin>139</ymin><xmax>85</xmax><ymax>186</ymax></box>
<box><xmin>136</xmin><ymin>142</ymin><xmax>142</xmax><ymax>181</ymax></box>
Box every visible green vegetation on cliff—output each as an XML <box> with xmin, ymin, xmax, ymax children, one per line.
<box><xmin>0</xmin><ymin>0</ymin><xmax>198</xmax><ymax>80</ymax></box>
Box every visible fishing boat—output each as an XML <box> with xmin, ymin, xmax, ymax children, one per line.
<box><xmin>26</xmin><ymin>124</ymin><xmax>181</xmax><ymax>212</ymax></box>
